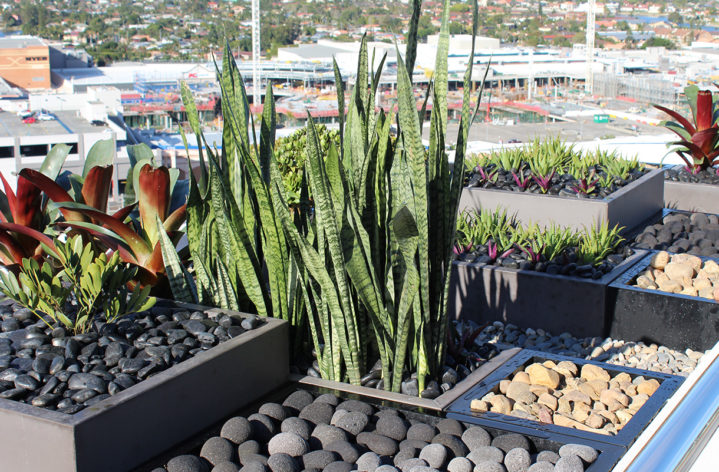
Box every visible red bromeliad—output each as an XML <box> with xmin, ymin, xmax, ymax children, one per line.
<box><xmin>654</xmin><ymin>86</ymin><xmax>719</xmax><ymax>173</ymax></box>
<box><xmin>532</xmin><ymin>169</ymin><xmax>555</xmax><ymax>193</ymax></box>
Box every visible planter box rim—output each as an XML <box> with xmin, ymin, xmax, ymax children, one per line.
<box><xmin>293</xmin><ymin>347</ymin><xmax>521</xmax><ymax>411</ymax></box>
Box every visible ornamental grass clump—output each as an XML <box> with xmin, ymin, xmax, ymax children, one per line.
<box><xmin>180</xmin><ymin>0</ymin><xmax>487</xmax><ymax>395</ymax></box>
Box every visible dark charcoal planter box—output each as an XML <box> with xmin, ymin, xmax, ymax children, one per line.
<box><xmin>0</xmin><ymin>302</ymin><xmax>289</xmax><ymax>472</ymax></box>
<box><xmin>448</xmin><ymin>250</ymin><xmax>648</xmax><ymax>338</ymax></box>
<box><xmin>459</xmin><ymin>168</ymin><xmax>664</xmax><ymax>232</ymax></box>
<box><xmin>291</xmin><ymin>347</ymin><xmax>521</xmax><ymax>411</ymax></box>
<box><xmin>664</xmin><ymin>168</ymin><xmax>719</xmax><ymax>213</ymax></box>
<box><xmin>608</xmin><ymin>251</ymin><xmax>719</xmax><ymax>351</ymax></box>
<box><xmin>446</xmin><ymin>349</ymin><xmax>684</xmax><ymax>449</ymax></box>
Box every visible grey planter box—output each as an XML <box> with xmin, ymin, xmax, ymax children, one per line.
<box><xmin>448</xmin><ymin>250</ymin><xmax>647</xmax><ymax>338</ymax></box>
<box><xmin>664</xmin><ymin>174</ymin><xmax>719</xmax><ymax>214</ymax></box>
<box><xmin>291</xmin><ymin>347</ymin><xmax>521</xmax><ymax>411</ymax></box>
<box><xmin>0</xmin><ymin>303</ymin><xmax>289</xmax><ymax>472</ymax></box>
<box><xmin>608</xmin><ymin>251</ymin><xmax>719</xmax><ymax>351</ymax></box>
<box><xmin>459</xmin><ymin>168</ymin><xmax>664</xmax><ymax>231</ymax></box>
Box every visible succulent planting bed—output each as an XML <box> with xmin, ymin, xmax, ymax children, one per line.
<box><xmin>147</xmin><ymin>387</ymin><xmax>618</xmax><ymax>472</ymax></box>
<box><xmin>632</xmin><ymin>211</ymin><xmax>719</xmax><ymax>258</ymax></box>
<box><xmin>447</xmin><ymin>351</ymin><xmax>682</xmax><ymax>447</ymax></box>
<box><xmin>0</xmin><ymin>301</ymin><xmax>263</xmax><ymax>414</ymax></box>
<box><xmin>465</xmin><ymin>166</ymin><xmax>648</xmax><ymax>200</ymax></box>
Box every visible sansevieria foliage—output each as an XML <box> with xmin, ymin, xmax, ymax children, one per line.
<box><xmin>181</xmin><ymin>0</ymin><xmax>487</xmax><ymax>394</ymax></box>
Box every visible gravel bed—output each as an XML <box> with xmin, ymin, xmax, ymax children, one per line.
<box><xmin>465</xmin><ymin>166</ymin><xmax>647</xmax><ymax>200</ymax></box>
<box><xmin>461</xmin><ymin>321</ymin><xmax>704</xmax><ymax>378</ymax></box>
<box><xmin>664</xmin><ymin>166</ymin><xmax>719</xmax><ymax>185</ymax></box>
<box><xmin>154</xmin><ymin>389</ymin><xmax>602</xmax><ymax>472</ymax></box>
<box><xmin>0</xmin><ymin>302</ymin><xmax>263</xmax><ymax>414</ymax></box>
<box><xmin>633</xmin><ymin>251</ymin><xmax>719</xmax><ymax>299</ymax></box>
<box><xmin>632</xmin><ymin>211</ymin><xmax>719</xmax><ymax>258</ymax></box>
<box><xmin>470</xmin><ymin>360</ymin><xmax>660</xmax><ymax>436</ymax></box>
<box><xmin>455</xmin><ymin>245</ymin><xmax>634</xmax><ymax>280</ymax></box>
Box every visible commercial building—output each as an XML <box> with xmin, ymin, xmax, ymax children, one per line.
<box><xmin>0</xmin><ymin>36</ymin><xmax>51</xmax><ymax>90</ymax></box>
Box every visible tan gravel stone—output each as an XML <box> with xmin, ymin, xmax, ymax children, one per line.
<box><xmin>642</xmin><ymin>269</ymin><xmax>655</xmax><ymax>281</ymax></box>
<box><xmin>636</xmin><ymin>275</ymin><xmax>657</xmax><ymax>289</ymax></box>
<box><xmin>680</xmin><ymin>286</ymin><xmax>698</xmax><ymax>297</ymax></box>
<box><xmin>597</xmin><ymin>410</ymin><xmax>618</xmax><ymax>425</ymax></box>
<box><xmin>650</xmin><ymin>251</ymin><xmax>669</xmax><ymax>270</ymax></box>
<box><xmin>529</xmin><ymin>385</ymin><xmax>550</xmax><ymax>397</ymax></box>
<box><xmin>616</xmin><ymin>409</ymin><xmax>634</xmax><ymax>424</ymax></box>
<box><xmin>637</xmin><ymin>379</ymin><xmax>660</xmax><ymax>396</ymax></box>
<box><xmin>628</xmin><ymin>394</ymin><xmax>649</xmax><ymax>413</ymax></box>
<box><xmin>614</xmin><ymin>372</ymin><xmax>632</xmax><ymax>384</ymax></box>
<box><xmin>704</xmin><ymin>259</ymin><xmax>719</xmax><ymax>275</ymax></box>
<box><xmin>563</xmin><ymin>390</ymin><xmax>592</xmax><ymax>405</ymax></box>
<box><xmin>664</xmin><ymin>262</ymin><xmax>695</xmax><ymax>281</ymax></box>
<box><xmin>470</xmin><ymin>399</ymin><xmax>488</xmax><ymax>412</ymax></box>
<box><xmin>499</xmin><ymin>379</ymin><xmax>511</xmax><ymax>394</ymax></box>
<box><xmin>557</xmin><ymin>397</ymin><xmax>572</xmax><ymax>415</ymax></box>
<box><xmin>542</xmin><ymin>360</ymin><xmax>557</xmax><ymax>370</ymax></box>
<box><xmin>513</xmin><ymin>371</ymin><xmax>530</xmax><ymax>384</ymax></box>
<box><xmin>654</xmin><ymin>270</ymin><xmax>669</xmax><ymax>284</ymax></box>
<box><xmin>531</xmin><ymin>403</ymin><xmax>554</xmax><ymax>424</ymax></box>
<box><xmin>506</xmin><ymin>381</ymin><xmax>537</xmax><ymax>404</ymax></box>
<box><xmin>526</xmin><ymin>363</ymin><xmax>560</xmax><ymax>389</ymax></box>
<box><xmin>488</xmin><ymin>395</ymin><xmax>513</xmax><ymax>415</ymax></box>
<box><xmin>693</xmin><ymin>278</ymin><xmax>713</xmax><ymax>291</ymax></box>
<box><xmin>699</xmin><ymin>287</ymin><xmax>714</xmax><ymax>299</ymax></box>
<box><xmin>553</xmin><ymin>413</ymin><xmax>601</xmax><ymax>432</ymax></box>
<box><xmin>538</xmin><ymin>393</ymin><xmax>558</xmax><ymax>411</ymax></box>
<box><xmin>554</xmin><ymin>361</ymin><xmax>578</xmax><ymax>378</ymax></box>
<box><xmin>657</xmin><ymin>279</ymin><xmax>683</xmax><ymax>293</ymax></box>
<box><xmin>673</xmin><ymin>254</ymin><xmax>702</xmax><ymax>271</ymax></box>
<box><xmin>600</xmin><ymin>388</ymin><xmax>630</xmax><ymax>407</ymax></box>
<box><xmin>586</xmin><ymin>413</ymin><xmax>606</xmax><ymax>429</ymax></box>
<box><xmin>572</xmin><ymin>403</ymin><xmax>591</xmax><ymax>423</ymax></box>
<box><xmin>581</xmin><ymin>364</ymin><xmax>610</xmax><ymax>382</ymax></box>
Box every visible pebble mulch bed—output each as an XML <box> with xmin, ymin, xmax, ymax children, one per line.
<box><xmin>154</xmin><ymin>389</ymin><xmax>601</xmax><ymax>472</ymax></box>
<box><xmin>462</xmin><ymin>321</ymin><xmax>704</xmax><ymax>378</ymax></box>
<box><xmin>465</xmin><ymin>166</ymin><xmax>647</xmax><ymax>200</ymax></box>
<box><xmin>632</xmin><ymin>211</ymin><xmax>719</xmax><ymax>258</ymax></box>
<box><xmin>455</xmin><ymin>246</ymin><xmax>634</xmax><ymax>280</ymax></box>
<box><xmin>664</xmin><ymin>166</ymin><xmax>719</xmax><ymax>185</ymax></box>
<box><xmin>633</xmin><ymin>251</ymin><xmax>719</xmax><ymax>299</ymax></box>
<box><xmin>0</xmin><ymin>302</ymin><xmax>263</xmax><ymax>414</ymax></box>
<box><xmin>469</xmin><ymin>360</ymin><xmax>660</xmax><ymax>436</ymax></box>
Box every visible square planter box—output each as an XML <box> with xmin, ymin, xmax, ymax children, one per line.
<box><xmin>608</xmin><ymin>251</ymin><xmax>719</xmax><ymax>351</ymax></box>
<box><xmin>0</xmin><ymin>301</ymin><xmax>289</xmax><ymax>472</ymax></box>
<box><xmin>664</xmin><ymin>166</ymin><xmax>719</xmax><ymax>213</ymax></box>
<box><xmin>291</xmin><ymin>346</ymin><xmax>521</xmax><ymax>411</ymax></box>
<box><xmin>448</xmin><ymin>250</ymin><xmax>647</xmax><ymax>338</ymax></box>
<box><xmin>446</xmin><ymin>349</ymin><xmax>684</xmax><ymax>448</ymax></box>
<box><xmin>459</xmin><ymin>168</ymin><xmax>664</xmax><ymax>232</ymax></box>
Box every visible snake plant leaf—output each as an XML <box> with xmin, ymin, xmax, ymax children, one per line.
<box><xmin>405</xmin><ymin>0</ymin><xmax>422</xmax><ymax>83</ymax></box>
<box><xmin>82</xmin><ymin>139</ymin><xmax>114</xmax><ymax>178</ymax></box>
<box><xmin>39</xmin><ymin>143</ymin><xmax>71</xmax><ymax>181</ymax></box>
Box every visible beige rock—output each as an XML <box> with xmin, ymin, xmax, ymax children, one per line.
<box><xmin>699</xmin><ymin>287</ymin><xmax>714</xmax><ymax>299</ymax></box>
<box><xmin>593</xmin><ymin>401</ymin><xmax>607</xmax><ymax>411</ymax></box>
<box><xmin>581</xmin><ymin>364</ymin><xmax>611</xmax><ymax>382</ymax></box>
<box><xmin>470</xmin><ymin>399</ymin><xmax>488</xmax><ymax>412</ymax></box>
<box><xmin>628</xmin><ymin>393</ymin><xmax>650</xmax><ymax>412</ymax></box>
<box><xmin>714</xmin><ymin>286</ymin><xmax>719</xmax><ymax>302</ymax></box>
<box><xmin>538</xmin><ymin>392</ymin><xmax>558</xmax><ymax>411</ymax></box>
<box><xmin>637</xmin><ymin>379</ymin><xmax>660</xmax><ymax>396</ymax></box>
<box><xmin>606</xmin><ymin>399</ymin><xmax>625</xmax><ymax>412</ymax></box>
<box><xmin>557</xmin><ymin>397</ymin><xmax>572</xmax><ymax>415</ymax></box>
<box><xmin>664</xmin><ymin>262</ymin><xmax>695</xmax><ymax>282</ymax></box>
<box><xmin>563</xmin><ymin>390</ymin><xmax>592</xmax><ymax>405</ymax></box>
<box><xmin>620</xmin><ymin>383</ymin><xmax>637</xmax><ymax>396</ymax></box>
<box><xmin>650</xmin><ymin>251</ymin><xmax>670</xmax><ymax>270</ymax></box>
<box><xmin>499</xmin><ymin>379</ymin><xmax>511</xmax><ymax>394</ymax></box>
<box><xmin>704</xmin><ymin>259</ymin><xmax>719</xmax><ymax>275</ymax></box>
<box><xmin>600</xmin><ymin>388</ymin><xmax>630</xmax><ymax>407</ymax></box>
<box><xmin>642</xmin><ymin>269</ymin><xmax>655</xmax><ymax>281</ymax></box>
<box><xmin>616</xmin><ymin>409</ymin><xmax>634</xmax><ymax>424</ymax></box>
<box><xmin>588</xmin><ymin>379</ymin><xmax>609</xmax><ymax>394</ymax></box>
<box><xmin>693</xmin><ymin>277</ymin><xmax>713</xmax><ymax>291</ymax></box>
<box><xmin>614</xmin><ymin>372</ymin><xmax>632</xmax><ymax>384</ymax></box>
<box><xmin>513</xmin><ymin>371</ymin><xmax>531</xmax><ymax>384</ymax></box>
<box><xmin>597</xmin><ymin>410</ymin><xmax>618</xmax><ymax>425</ymax></box>
<box><xmin>673</xmin><ymin>253</ymin><xmax>702</xmax><ymax>271</ymax></box>
<box><xmin>657</xmin><ymin>279</ymin><xmax>683</xmax><ymax>293</ymax></box>
<box><xmin>603</xmin><ymin>423</ymin><xmax>619</xmax><ymax>435</ymax></box>
<box><xmin>572</xmin><ymin>402</ymin><xmax>591</xmax><ymax>423</ymax></box>
<box><xmin>512</xmin><ymin>401</ymin><xmax>533</xmax><ymax>415</ymax></box>
<box><xmin>636</xmin><ymin>275</ymin><xmax>657</xmax><ymax>289</ymax></box>
<box><xmin>506</xmin><ymin>381</ymin><xmax>537</xmax><ymax>404</ymax></box>
<box><xmin>553</xmin><ymin>413</ymin><xmax>603</xmax><ymax>433</ymax></box>
<box><xmin>579</xmin><ymin>382</ymin><xmax>600</xmax><ymax>401</ymax></box>
<box><xmin>654</xmin><ymin>271</ymin><xmax>670</xmax><ymax>286</ymax></box>
<box><xmin>586</xmin><ymin>413</ymin><xmax>606</xmax><ymax>429</ymax></box>
<box><xmin>532</xmin><ymin>403</ymin><xmax>554</xmax><ymax>424</ymax></box>
<box><xmin>529</xmin><ymin>385</ymin><xmax>550</xmax><ymax>397</ymax></box>
<box><xmin>509</xmin><ymin>410</ymin><xmax>534</xmax><ymax>420</ymax></box>
<box><xmin>554</xmin><ymin>361</ymin><xmax>579</xmax><ymax>377</ymax></box>
<box><xmin>488</xmin><ymin>395</ymin><xmax>513</xmax><ymax>415</ymax></box>
<box><xmin>542</xmin><ymin>360</ymin><xmax>557</xmax><ymax>369</ymax></box>
<box><xmin>526</xmin><ymin>363</ymin><xmax>560</xmax><ymax>389</ymax></box>
<box><xmin>679</xmin><ymin>287</ymin><xmax>698</xmax><ymax>297</ymax></box>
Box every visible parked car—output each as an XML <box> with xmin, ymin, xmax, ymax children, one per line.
<box><xmin>36</xmin><ymin>112</ymin><xmax>54</xmax><ymax>121</ymax></box>
<box><xmin>90</xmin><ymin>120</ymin><xmax>106</xmax><ymax>126</ymax></box>
<box><xmin>17</xmin><ymin>110</ymin><xmax>33</xmax><ymax>119</ymax></box>
<box><xmin>22</xmin><ymin>116</ymin><xmax>36</xmax><ymax>124</ymax></box>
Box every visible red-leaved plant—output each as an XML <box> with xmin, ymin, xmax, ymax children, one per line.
<box><xmin>654</xmin><ymin>85</ymin><xmax>719</xmax><ymax>173</ymax></box>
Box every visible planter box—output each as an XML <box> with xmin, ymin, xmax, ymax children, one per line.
<box><xmin>291</xmin><ymin>347</ymin><xmax>521</xmax><ymax>411</ymax></box>
<box><xmin>664</xmin><ymin>167</ymin><xmax>719</xmax><ymax>213</ymax></box>
<box><xmin>459</xmin><ymin>168</ymin><xmax>664</xmax><ymax>232</ymax></box>
<box><xmin>446</xmin><ymin>349</ymin><xmax>684</xmax><ymax>448</ymax></box>
<box><xmin>608</xmin><ymin>252</ymin><xmax>719</xmax><ymax>351</ymax></box>
<box><xmin>448</xmin><ymin>250</ymin><xmax>647</xmax><ymax>338</ymax></box>
<box><xmin>0</xmin><ymin>302</ymin><xmax>289</xmax><ymax>472</ymax></box>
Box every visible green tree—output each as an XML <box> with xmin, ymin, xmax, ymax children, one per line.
<box><xmin>641</xmin><ymin>37</ymin><xmax>676</xmax><ymax>49</ymax></box>
<box><xmin>417</xmin><ymin>15</ymin><xmax>437</xmax><ymax>41</ymax></box>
